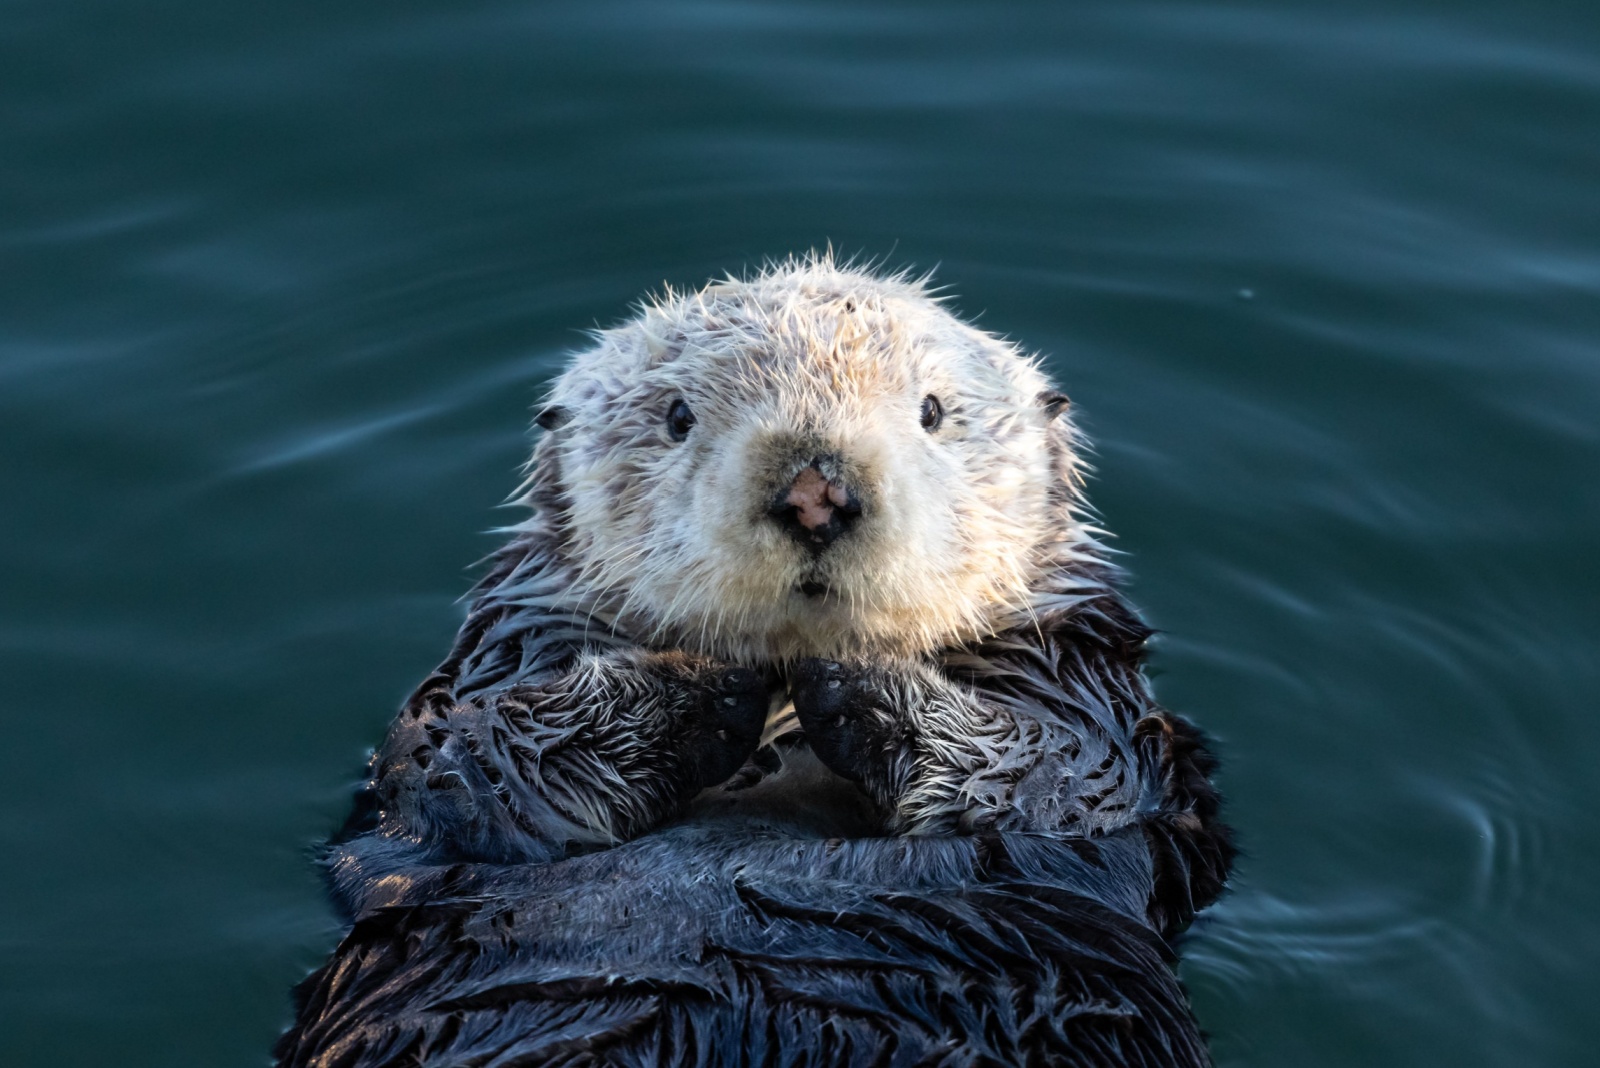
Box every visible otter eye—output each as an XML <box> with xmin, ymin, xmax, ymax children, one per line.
<box><xmin>920</xmin><ymin>394</ymin><xmax>943</xmax><ymax>432</ymax></box>
<box><xmin>666</xmin><ymin>398</ymin><xmax>696</xmax><ymax>441</ymax></box>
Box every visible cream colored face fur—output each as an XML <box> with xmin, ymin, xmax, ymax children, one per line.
<box><xmin>535</xmin><ymin>259</ymin><xmax>1077</xmax><ymax>663</ymax></box>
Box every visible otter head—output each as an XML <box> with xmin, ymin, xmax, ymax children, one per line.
<box><xmin>531</xmin><ymin>258</ymin><xmax>1085</xmax><ymax>662</ymax></box>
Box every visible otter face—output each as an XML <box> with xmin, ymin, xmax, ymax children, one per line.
<box><xmin>534</xmin><ymin>260</ymin><xmax>1082</xmax><ymax>662</ymax></box>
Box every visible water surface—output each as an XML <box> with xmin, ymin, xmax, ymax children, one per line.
<box><xmin>3</xmin><ymin>1</ymin><xmax>1598</xmax><ymax>1064</ymax></box>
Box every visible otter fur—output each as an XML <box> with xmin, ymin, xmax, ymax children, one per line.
<box><xmin>276</xmin><ymin>256</ymin><xmax>1235</xmax><ymax>1067</ymax></box>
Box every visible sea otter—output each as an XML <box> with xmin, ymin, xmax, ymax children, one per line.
<box><xmin>276</xmin><ymin>257</ymin><xmax>1234</xmax><ymax>1067</ymax></box>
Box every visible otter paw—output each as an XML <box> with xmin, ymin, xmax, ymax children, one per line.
<box><xmin>790</xmin><ymin>658</ymin><xmax>896</xmax><ymax>783</ymax></box>
<box><xmin>679</xmin><ymin>666</ymin><xmax>771</xmax><ymax>789</ymax></box>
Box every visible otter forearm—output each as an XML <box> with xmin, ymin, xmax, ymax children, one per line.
<box><xmin>368</xmin><ymin>648</ymin><xmax>770</xmax><ymax>864</ymax></box>
<box><xmin>792</xmin><ymin>608</ymin><xmax>1174</xmax><ymax>837</ymax></box>
<box><xmin>792</xmin><ymin>656</ymin><xmax>1060</xmax><ymax>835</ymax></box>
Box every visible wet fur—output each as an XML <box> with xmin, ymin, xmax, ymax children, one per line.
<box><xmin>277</xmin><ymin>256</ymin><xmax>1235</xmax><ymax>1067</ymax></box>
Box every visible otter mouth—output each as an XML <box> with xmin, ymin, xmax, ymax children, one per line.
<box><xmin>796</xmin><ymin>580</ymin><xmax>829</xmax><ymax>598</ymax></box>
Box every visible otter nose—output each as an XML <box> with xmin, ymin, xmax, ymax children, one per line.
<box><xmin>768</xmin><ymin>464</ymin><xmax>862</xmax><ymax>552</ymax></box>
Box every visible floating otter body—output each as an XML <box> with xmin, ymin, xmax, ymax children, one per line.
<box><xmin>277</xmin><ymin>258</ymin><xmax>1234</xmax><ymax>1067</ymax></box>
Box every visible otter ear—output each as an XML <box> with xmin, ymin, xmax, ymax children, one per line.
<box><xmin>1037</xmin><ymin>390</ymin><xmax>1071</xmax><ymax>421</ymax></box>
<box><xmin>535</xmin><ymin>405</ymin><xmax>571</xmax><ymax>431</ymax></box>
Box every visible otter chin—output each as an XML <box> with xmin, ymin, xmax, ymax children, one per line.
<box><xmin>277</xmin><ymin>254</ymin><xmax>1233</xmax><ymax>1068</ymax></box>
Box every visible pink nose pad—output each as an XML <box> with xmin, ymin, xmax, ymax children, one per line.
<box><xmin>768</xmin><ymin>464</ymin><xmax>862</xmax><ymax>552</ymax></box>
<box><xmin>785</xmin><ymin>468</ymin><xmax>850</xmax><ymax>530</ymax></box>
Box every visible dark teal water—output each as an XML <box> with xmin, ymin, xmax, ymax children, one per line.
<box><xmin>4</xmin><ymin>1</ymin><xmax>1598</xmax><ymax>1064</ymax></box>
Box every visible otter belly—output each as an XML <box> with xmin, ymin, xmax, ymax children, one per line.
<box><xmin>277</xmin><ymin>823</ymin><xmax>1205</xmax><ymax>1068</ymax></box>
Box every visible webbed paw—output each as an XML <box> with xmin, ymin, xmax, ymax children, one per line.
<box><xmin>790</xmin><ymin>658</ymin><xmax>899</xmax><ymax>784</ymax></box>
<box><xmin>678</xmin><ymin>666</ymin><xmax>772</xmax><ymax>789</ymax></box>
